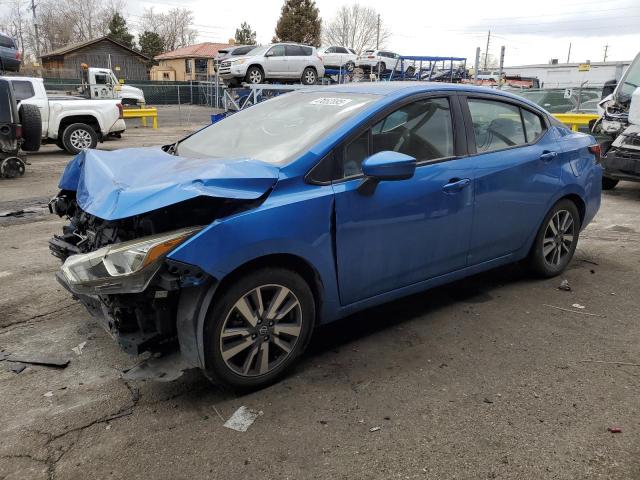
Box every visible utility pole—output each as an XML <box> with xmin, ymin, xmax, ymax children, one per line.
<box><xmin>474</xmin><ymin>47</ymin><xmax>480</xmax><ymax>84</ymax></box>
<box><xmin>567</xmin><ymin>42</ymin><xmax>571</xmax><ymax>63</ymax></box>
<box><xmin>30</xmin><ymin>0</ymin><xmax>41</xmax><ymax>62</ymax></box>
<box><xmin>483</xmin><ymin>30</ymin><xmax>491</xmax><ymax>70</ymax></box>
<box><xmin>497</xmin><ymin>45</ymin><xmax>505</xmax><ymax>90</ymax></box>
<box><xmin>376</xmin><ymin>14</ymin><xmax>380</xmax><ymax>50</ymax></box>
<box><xmin>603</xmin><ymin>44</ymin><xmax>609</xmax><ymax>62</ymax></box>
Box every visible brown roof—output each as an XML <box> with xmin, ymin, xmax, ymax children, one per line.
<box><xmin>41</xmin><ymin>36</ymin><xmax>149</xmax><ymax>60</ymax></box>
<box><xmin>155</xmin><ymin>43</ymin><xmax>232</xmax><ymax>60</ymax></box>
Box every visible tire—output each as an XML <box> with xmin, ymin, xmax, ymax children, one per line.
<box><xmin>376</xmin><ymin>62</ymin><xmax>386</xmax><ymax>74</ymax></box>
<box><xmin>18</xmin><ymin>104</ymin><xmax>42</xmax><ymax>152</ymax></box>
<box><xmin>602</xmin><ymin>177</ymin><xmax>619</xmax><ymax>190</ymax></box>
<box><xmin>405</xmin><ymin>66</ymin><xmax>415</xmax><ymax>77</ymax></box>
<box><xmin>245</xmin><ymin>66</ymin><xmax>264</xmax><ymax>84</ymax></box>
<box><xmin>61</xmin><ymin>123</ymin><xmax>98</xmax><ymax>155</ymax></box>
<box><xmin>527</xmin><ymin>199</ymin><xmax>581</xmax><ymax>278</ymax></box>
<box><xmin>203</xmin><ymin>267</ymin><xmax>315</xmax><ymax>390</ymax></box>
<box><xmin>345</xmin><ymin>61</ymin><xmax>355</xmax><ymax>73</ymax></box>
<box><xmin>301</xmin><ymin>67</ymin><xmax>317</xmax><ymax>85</ymax></box>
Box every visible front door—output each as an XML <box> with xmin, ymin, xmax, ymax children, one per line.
<box><xmin>264</xmin><ymin>45</ymin><xmax>287</xmax><ymax>77</ymax></box>
<box><xmin>332</xmin><ymin>96</ymin><xmax>476</xmax><ymax>305</ymax></box>
<box><xmin>462</xmin><ymin>96</ymin><xmax>562</xmax><ymax>264</ymax></box>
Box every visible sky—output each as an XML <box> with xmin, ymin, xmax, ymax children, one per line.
<box><xmin>128</xmin><ymin>0</ymin><xmax>640</xmax><ymax>66</ymax></box>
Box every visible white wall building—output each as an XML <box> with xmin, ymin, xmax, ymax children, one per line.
<box><xmin>504</xmin><ymin>61</ymin><xmax>631</xmax><ymax>88</ymax></box>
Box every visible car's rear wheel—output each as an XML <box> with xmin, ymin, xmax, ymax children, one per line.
<box><xmin>301</xmin><ymin>67</ymin><xmax>317</xmax><ymax>85</ymax></box>
<box><xmin>602</xmin><ymin>177</ymin><xmax>619</xmax><ymax>190</ymax></box>
<box><xmin>62</xmin><ymin>123</ymin><xmax>98</xmax><ymax>155</ymax></box>
<box><xmin>18</xmin><ymin>104</ymin><xmax>42</xmax><ymax>152</ymax></box>
<box><xmin>245</xmin><ymin>66</ymin><xmax>264</xmax><ymax>84</ymax></box>
<box><xmin>527</xmin><ymin>199</ymin><xmax>581</xmax><ymax>277</ymax></box>
<box><xmin>345</xmin><ymin>61</ymin><xmax>355</xmax><ymax>73</ymax></box>
<box><xmin>203</xmin><ymin>267</ymin><xmax>315</xmax><ymax>390</ymax></box>
<box><xmin>376</xmin><ymin>62</ymin><xmax>386</xmax><ymax>74</ymax></box>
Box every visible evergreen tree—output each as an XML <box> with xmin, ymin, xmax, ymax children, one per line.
<box><xmin>273</xmin><ymin>0</ymin><xmax>321</xmax><ymax>46</ymax></box>
<box><xmin>234</xmin><ymin>22</ymin><xmax>257</xmax><ymax>45</ymax></box>
<box><xmin>139</xmin><ymin>31</ymin><xmax>165</xmax><ymax>60</ymax></box>
<box><xmin>107</xmin><ymin>13</ymin><xmax>134</xmax><ymax>49</ymax></box>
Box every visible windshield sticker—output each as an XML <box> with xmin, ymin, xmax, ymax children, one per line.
<box><xmin>310</xmin><ymin>98</ymin><xmax>353</xmax><ymax>106</ymax></box>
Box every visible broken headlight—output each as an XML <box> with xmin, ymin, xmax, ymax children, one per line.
<box><xmin>60</xmin><ymin>227</ymin><xmax>201</xmax><ymax>295</ymax></box>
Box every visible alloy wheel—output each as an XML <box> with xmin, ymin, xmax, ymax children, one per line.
<box><xmin>249</xmin><ymin>70</ymin><xmax>262</xmax><ymax>83</ymax></box>
<box><xmin>69</xmin><ymin>129</ymin><xmax>92</xmax><ymax>150</ymax></box>
<box><xmin>542</xmin><ymin>209</ymin><xmax>575</xmax><ymax>266</ymax></box>
<box><xmin>304</xmin><ymin>70</ymin><xmax>316</xmax><ymax>84</ymax></box>
<box><xmin>219</xmin><ymin>284</ymin><xmax>303</xmax><ymax>377</ymax></box>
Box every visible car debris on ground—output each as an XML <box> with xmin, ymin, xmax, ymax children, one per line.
<box><xmin>4</xmin><ymin>353</ymin><xmax>70</xmax><ymax>368</ymax></box>
<box><xmin>223</xmin><ymin>406</ymin><xmax>263</xmax><ymax>432</ymax></box>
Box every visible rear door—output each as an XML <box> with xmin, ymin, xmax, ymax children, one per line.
<box><xmin>329</xmin><ymin>94</ymin><xmax>476</xmax><ymax>305</ymax></box>
<box><xmin>461</xmin><ymin>95</ymin><xmax>562</xmax><ymax>264</ymax></box>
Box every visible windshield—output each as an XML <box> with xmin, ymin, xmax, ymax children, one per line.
<box><xmin>246</xmin><ymin>45</ymin><xmax>269</xmax><ymax>56</ymax></box>
<box><xmin>617</xmin><ymin>53</ymin><xmax>640</xmax><ymax>104</ymax></box>
<box><xmin>177</xmin><ymin>92</ymin><xmax>378</xmax><ymax>164</ymax></box>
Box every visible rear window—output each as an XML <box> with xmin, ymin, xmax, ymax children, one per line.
<box><xmin>301</xmin><ymin>46</ymin><xmax>312</xmax><ymax>56</ymax></box>
<box><xmin>11</xmin><ymin>80</ymin><xmax>34</xmax><ymax>101</ymax></box>
<box><xmin>232</xmin><ymin>46</ymin><xmax>254</xmax><ymax>56</ymax></box>
<box><xmin>0</xmin><ymin>34</ymin><xmax>16</xmax><ymax>49</ymax></box>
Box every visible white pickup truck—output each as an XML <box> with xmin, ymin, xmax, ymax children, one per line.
<box><xmin>1</xmin><ymin>76</ymin><xmax>126</xmax><ymax>154</ymax></box>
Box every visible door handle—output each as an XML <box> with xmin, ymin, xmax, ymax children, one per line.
<box><xmin>540</xmin><ymin>151</ymin><xmax>558</xmax><ymax>163</ymax></box>
<box><xmin>443</xmin><ymin>178</ymin><xmax>471</xmax><ymax>193</ymax></box>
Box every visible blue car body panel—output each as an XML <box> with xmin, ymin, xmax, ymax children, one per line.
<box><xmin>58</xmin><ymin>82</ymin><xmax>603</xmax><ymax>337</ymax></box>
<box><xmin>58</xmin><ymin>148</ymin><xmax>280</xmax><ymax>220</ymax></box>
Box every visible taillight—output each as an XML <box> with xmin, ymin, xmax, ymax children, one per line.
<box><xmin>16</xmin><ymin>125</ymin><xmax>23</xmax><ymax>138</ymax></box>
<box><xmin>368</xmin><ymin>56</ymin><xmax>375</xmax><ymax>59</ymax></box>
<box><xmin>16</xmin><ymin>51</ymin><xmax>21</xmax><ymax>60</ymax></box>
<box><xmin>589</xmin><ymin>144</ymin><xmax>601</xmax><ymax>163</ymax></box>
<box><xmin>117</xmin><ymin>103</ymin><xmax>124</xmax><ymax>118</ymax></box>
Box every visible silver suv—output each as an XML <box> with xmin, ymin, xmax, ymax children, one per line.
<box><xmin>218</xmin><ymin>43</ymin><xmax>325</xmax><ymax>86</ymax></box>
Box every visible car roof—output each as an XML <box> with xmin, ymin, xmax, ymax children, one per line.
<box><xmin>0</xmin><ymin>76</ymin><xmax>42</xmax><ymax>83</ymax></box>
<box><xmin>304</xmin><ymin>81</ymin><xmax>546</xmax><ymax>112</ymax></box>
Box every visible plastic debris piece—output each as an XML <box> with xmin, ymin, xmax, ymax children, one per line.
<box><xmin>608</xmin><ymin>427</ymin><xmax>622</xmax><ymax>433</ymax></box>
<box><xmin>72</xmin><ymin>341</ymin><xmax>87</xmax><ymax>356</ymax></box>
<box><xmin>572</xmin><ymin>303</ymin><xmax>585</xmax><ymax>309</ymax></box>
<box><xmin>43</xmin><ymin>391</ymin><xmax>54</xmax><ymax>397</ymax></box>
<box><xmin>369</xmin><ymin>426</ymin><xmax>381</xmax><ymax>432</ymax></box>
<box><xmin>223</xmin><ymin>406</ymin><xmax>262</xmax><ymax>432</ymax></box>
<box><xmin>558</xmin><ymin>280</ymin><xmax>571</xmax><ymax>291</ymax></box>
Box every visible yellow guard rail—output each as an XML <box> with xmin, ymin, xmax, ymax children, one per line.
<box><xmin>552</xmin><ymin>113</ymin><xmax>599</xmax><ymax>132</ymax></box>
<box><xmin>122</xmin><ymin>107</ymin><xmax>158</xmax><ymax>129</ymax></box>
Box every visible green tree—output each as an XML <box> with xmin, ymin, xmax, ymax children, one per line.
<box><xmin>139</xmin><ymin>30</ymin><xmax>165</xmax><ymax>60</ymax></box>
<box><xmin>107</xmin><ymin>12</ymin><xmax>134</xmax><ymax>49</ymax></box>
<box><xmin>273</xmin><ymin>0</ymin><xmax>321</xmax><ymax>46</ymax></box>
<box><xmin>235</xmin><ymin>22</ymin><xmax>257</xmax><ymax>45</ymax></box>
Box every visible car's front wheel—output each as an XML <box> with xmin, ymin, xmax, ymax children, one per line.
<box><xmin>527</xmin><ymin>199</ymin><xmax>581</xmax><ymax>277</ymax></box>
<box><xmin>62</xmin><ymin>123</ymin><xmax>98</xmax><ymax>155</ymax></box>
<box><xmin>245</xmin><ymin>66</ymin><xmax>264</xmax><ymax>84</ymax></box>
<box><xmin>203</xmin><ymin>267</ymin><xmax>315</xmax><ymax>390</ymax></box>
<box><xmin>345</xmin><ymin>61</ymin><xmax>355</xmax><ymax>73</ymax></box>
<box><xmin>301</xmin><ymin>67</ymin><xmax>317</xmax><ymax>85</ymax></box>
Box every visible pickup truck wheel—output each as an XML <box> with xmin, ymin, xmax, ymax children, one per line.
<box><xmin>18</xmin><ymin>104</ymin><xmax>42</xmax><ymax>152</ymax></box>
<box><xmin>62</xmin><ymin>123</ymin><xmax>98</xmax><ymax>154</ymax></box>
<box><xmin>203</xmin><ymin>267</ymin><xmax>315</xmax><ymax>390</ymax></box>
<box><xmin>301</xmin><ymin>67</ymin><xmax>317</xmax><ymax>85</ymax></box>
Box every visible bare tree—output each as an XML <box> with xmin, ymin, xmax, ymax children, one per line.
<box><xmin>322</xmin><ymin>4</ymin><xmax>390</xmax><ymax>54</ymax></box>
<box><xmin>140</xmin><ymin>8</ymin><xmax>197</xmax><ymax>52</ymax></box>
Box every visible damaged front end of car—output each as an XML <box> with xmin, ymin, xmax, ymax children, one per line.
<box><xmin>48</xmin><ymin>147</ymin><xmax>279</xmax><ymax>362</ymax></box>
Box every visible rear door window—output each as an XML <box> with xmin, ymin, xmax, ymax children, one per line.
<box><xmin>285</xmin><ymin>45</ymin><xmax>304</xmax><ymax>56</ymax></box>
<box><xmin>10</xmin><ymin>80</ymin><xmax>34</xmax><ymax>101</ymax></box>
<box><xmin>467</xmin><ymin>99</ymin><xmax>526</xmax><ymax>153</ymax></box>
<box><xmin>521</xmin><ymin>109</ymin><xmax>545</xmax><ymax>142</ymax></box>
<box><xmin>301</xmin><ymin>46</ymin><xmax>312</xmax><ymax>56</ymax></box>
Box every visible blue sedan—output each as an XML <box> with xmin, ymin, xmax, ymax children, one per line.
<box><xmin>50</xmin><ymin>82</ymin><xmax>602</xmax><ymax>389</ymax></box>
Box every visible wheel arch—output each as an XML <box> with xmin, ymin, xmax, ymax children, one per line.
<box><xmin>176</xmin><ymin>253</ymin><xmax>325</xmax><ymax>370</ymax></box>
<box><xmin>57</xmin><ymin>115</ymin><xmax>101</xmax><ymax>139</ymax></box>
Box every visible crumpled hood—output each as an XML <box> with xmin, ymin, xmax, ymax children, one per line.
<box><xmin>58</xmin><ymin>147</ymin><xmax>280</xmax><ymax>220</ymax></box>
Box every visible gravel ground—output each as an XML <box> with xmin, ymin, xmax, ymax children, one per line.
<box><xmin>0</xmin><ymin>112</ymin><xmax>638</xmax><ymax>479</ymax></box>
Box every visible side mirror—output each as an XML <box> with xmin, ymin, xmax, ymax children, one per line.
<box><xmin>265</xmin><ymin>51</ymin><xmax>274</xmax><ymax>57</ymax></box>
<box><xmin>362</xmin><ymin>151</ymin><xmax>416</xmax><ymax>181</ymax></box>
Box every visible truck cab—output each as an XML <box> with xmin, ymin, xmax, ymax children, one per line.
<box><xmin>82</xmin><ymin>67</ymin><xmax>146</xmax><ymax>106</ymax></box>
